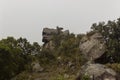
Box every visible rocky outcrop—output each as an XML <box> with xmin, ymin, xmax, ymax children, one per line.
<box><xmin>76</xmin><ymin>63</ymin><xmax>118</xmax><ymax>80</ymax></box>
<box><xmin>42</xmin><ymin>27</ymin><xmax>69</xmax><ymax>49</ymax></box>
<box><xmin>42</xmin><ymin>27</ymin><xmax>59</xmax><ymax>43</ymax></box>
<box><xmin>77</xmin><ymin>32</ymin><xmax>119</xmax><ymax>80</ymax></box>
<box><xmin>79</xmin><ymin>32</ymin><xmax>106</xmax><ymax>61</ymax></box>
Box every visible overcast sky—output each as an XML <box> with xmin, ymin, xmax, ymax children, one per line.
<box><xmin>0</xmin><ymin>0</ymin><xmax>120</xmax><ymax>44</ymax></box>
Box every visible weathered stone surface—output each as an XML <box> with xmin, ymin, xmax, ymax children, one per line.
<box><xmin>42</xmin><ymin>27</ymin><xmax>69</xmax><ymax>49</ymax></box>
<box><xmin>42</xmin><ymin>27</ymin><xmax>69</xmax><ymax>42</ymax></box>
<box><xmin>42</xmin><ymin>28</ymin><xmax>57</xmax><ymax>43</ymax></box>
<box><xmin>79</xmin><ymin>32</ymin><xmax>106</xmax><ymax>61</ymax></box>
<box><xmin>31</xmin><ymin>61</ymin><xmax>44</xmax><ymax>73</ymax></box>
<box><xmin>43</xmin><ymin>41</ymin><xmax>55</xmax><ymax>50</ymax></box>
<box><xmin>76</xmin><ymin>63</ymin><xmax>118</xmax><ymax>80</ymax></box>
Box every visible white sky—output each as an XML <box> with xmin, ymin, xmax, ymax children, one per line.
<box><xmin>0</xmin><ymin>0</ymin><xmax>120</xmax><ymax>44</ymax></box>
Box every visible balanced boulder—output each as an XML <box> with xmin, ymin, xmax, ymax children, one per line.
<box><xmin>79</xmin><ymin>32</ymin><xmax>106</xmax><ymax>61</ymax></box>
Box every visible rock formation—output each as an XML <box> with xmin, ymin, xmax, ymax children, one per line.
<box><xmin>79</xmin><ymin>32</ymin><xmax>106</xmax><ymax>61</ymax></box>
<box><xmin>77</xmin><ymin>32</ymin><xmax>119</xmax><ymax>80</ymax></box>
<box><xmin>42</xmin><ymin>27</ymin><xmax>69</xmax><ymax>49</ymax></box>
<box><xmin>76</xmin><ymin>63</ymin><xmax>118</xmax><ymax>80</ymax></box>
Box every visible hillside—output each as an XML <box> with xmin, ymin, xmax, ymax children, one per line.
<box><xmin>0</xmin><ymin>18</ymin><xmax>120</xmax><ymax>80</ymax></box>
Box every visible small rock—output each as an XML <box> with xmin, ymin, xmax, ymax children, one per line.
<box><xmin>64</xmin><ymin>74</ymin><xmax>69</xmax><ymax>78</ymax></box>
<box><xmin>32</xmin><ymin>61</ymin><xmax>44</xmax><ymax>73</ymax></box>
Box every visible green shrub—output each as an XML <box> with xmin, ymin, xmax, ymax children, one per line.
<box><xmin>81</xmin><ymin>75</ymin><xmax>90</xmax><ymax>80</ymax></box>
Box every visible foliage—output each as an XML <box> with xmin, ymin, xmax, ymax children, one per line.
<box><xmin>51</xmin><ymin>74</ymin><xmax>65</xmax><ymax>80</ymax></box>
<box><xmin>52</xmin><ymin>33</ymin><xmax>85</xmax><ymax>66</ymax></box>
<box><xmin>0</xmin><ymin>42</ymin><xmax>23</xmax><ymax>79</ymax></box>
<box><xmin>0</xmin><ymin>37</ymin><xmax>41</xmax><ymax>80</ymax></box>
<box><xmin>37</xmin><ymin>48</ymin><xmax>56</xmax><ymax>66</ymax></box>
<box><xmin>13</xmin><ymin>71</ymin><xmax>30</xmax><ymax>80</ymax></box>
<box><xmin>81</xmin><ymin>75</ymin><xmax>90</xmax><ymax>80</ymax></box>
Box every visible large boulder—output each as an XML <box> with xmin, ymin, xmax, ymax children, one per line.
<box><xmin>76</xmin><ymin>63</ymin><xmax>118</xmax><ymax>80</ymax></box>
<box><xmin>79</xmin><ymin>32</ymin><xmax>106</xmax><ymax>61</ymax></box>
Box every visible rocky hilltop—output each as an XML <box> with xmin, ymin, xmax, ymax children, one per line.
<box><xmin>10</xmin><ymin>27</ymin><xmax>120</xmax><ymax>80</ymax></box>
<box><xmin>41</xmin><ymin>27</ymin><xmax>120</xmax><ymax>80</ymax></box>
<box><xmin>1</xmin><ymin>18</ymin><xmax>120</xmax><ymax>80</ymax></box>
<box><xmin>11</xmin><ymin>18</ymin><xmax>120</xmax><ymax>80</ymax></box>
